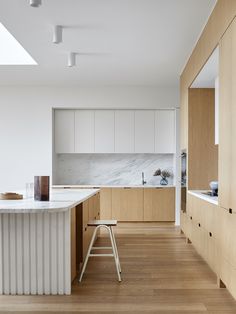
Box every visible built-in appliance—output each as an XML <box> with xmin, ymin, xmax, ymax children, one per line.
<box><xmin>181</xmin><ymin>150</ymin><xmax>187</xmax><ymax>212</ymax></box>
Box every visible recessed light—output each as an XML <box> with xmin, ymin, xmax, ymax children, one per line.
<box><xmin>0</xmin><ymin>23</ymin><xmax>37</xmax><ymax>65</ymax></box>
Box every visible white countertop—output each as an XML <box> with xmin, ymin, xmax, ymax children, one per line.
<box><xmin>53</xmin><ymin>184</ymin><xmax>176</xmax><ymax>189</ymax></box>
<box><xmin>188</xmin><ymin>190</ymin><xmax>218</xmax><ymax>205</ymax></box>
<box><xmin>0</xmin><ymin>189</ymin><xmax>99</xmax><ymax>214</ymax></box>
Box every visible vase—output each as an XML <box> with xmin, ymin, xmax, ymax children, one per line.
<box><xmin>160</xmin><ymin>177</ymin><xmax>168</xmax><ymax>185</ymax></box>
<box><xmin>34</xmin><ymin>176</ymin><xmax>50</xmax><ymax>201</ymax></box>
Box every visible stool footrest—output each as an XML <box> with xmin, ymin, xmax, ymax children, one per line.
<box><xmin>91</xmin><ymin>246</ymin><xmax>112</xmax><ymax>250</ymax></box>
<box><xmin>89</xmin><ymin>253</ymin><xmax>114</xmax><ymax>257</ymax></box>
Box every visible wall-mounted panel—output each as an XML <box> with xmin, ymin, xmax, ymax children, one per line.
<box><xmin>75</xmin><ymin>110</ymin><xmax>94</xmax><ymax>153</ymax></box>
<box><xmin>135</xmin><ymin>110</ymin><xmax>155</xmax><ymax>153</ymax></box>
<box><xmin>54</xmin><ymin>110</ymin><xmax>74</xmax><ymax>153</ymax></box>
<box><xmin>155</xmin><ymin>110</ymin><xmax>175</xmax><ymax>153</ymax></box>
<box><xmin>115</xmin><ymin>110</ymin><xmax>135</xmax><ymax>153</ymax></box>
<box><xmin>94</xmin><ymin>110</ymin><xmax>115</xmax><ymax>153</ymax></box>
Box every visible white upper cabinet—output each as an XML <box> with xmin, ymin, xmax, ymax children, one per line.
<box><xmin>94</xmin><ymin>110</ymin><xmax>115</xmax><ymax>153</ymax></box>
<box><xmin>54</xmin><ymin>109</ymin><xmax>176</xmax><ymax>154</ymax></box>
<box><xmin>54</xmin><ymin>110</ymin><xmax>75</xmax><ymax>153</ymax></box>
<box><xmin>115</xmin><ymin>110</ymin><xmax>135</xmax><ymax>153</ymax></box>
<box><xmin>75</xmin><ymin>110</ymin><xmax>95</xmax><ymax>153</ymax></box>
<box><xmin>155</xmin><ymin>110</ymin><xmax>175</xmax><ymax>153</ymax></box>
<box><xmin>134</xmin><ymin>110</ymin><xmax>155</xmax><ymax>153</ymax></box>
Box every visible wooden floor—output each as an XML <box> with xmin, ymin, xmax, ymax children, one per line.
<box><xmin>0</xmin><ymin>223</ymin><xmax>236</xmax><ymax>313</ymax></box>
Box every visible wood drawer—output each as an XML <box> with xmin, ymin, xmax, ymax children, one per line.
<box><xmin>217</xmin><ymin>206</ymin><xmax>236</xmax><ymax>268</ymax></box>
<box><xmin>191</xmin><ymin>220</ymin><xmax>207</xmax><ymax>260</ymax></box>
<box><xmin>205</xmin><ymin>232</ymin><xmax>220</xmax><ymax>274</ymax></box>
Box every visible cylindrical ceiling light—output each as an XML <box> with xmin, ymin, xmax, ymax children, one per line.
<box><xmin>53</xmin><ymin>25</ymin><xmax>63</xmax><ymax>44</ymax></box>
<box><xmin>68</xmin><ymin>52</ymin><xmax>76</xmax><ymax>67</ymax></box>
<box><xmin>30</xmin><ymin>0</ymin><xmax>42</xmax><ymax>7</ymax></box>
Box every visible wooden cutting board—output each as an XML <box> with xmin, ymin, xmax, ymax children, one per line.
<box><xmin>0</xmin><ymin>193</ymin><xmax>23</xmax><ymax>200</ymax></box>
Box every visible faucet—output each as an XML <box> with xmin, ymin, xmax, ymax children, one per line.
<box><xmin>142</xmin><ymin>172</ymin><xmax>147</xmax><ymax>185</ymax></box>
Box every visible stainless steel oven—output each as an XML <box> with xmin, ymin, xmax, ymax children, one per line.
<box><xmin>181</xmin><ymin>150</ymin><xmax>187</xmax><ymax>212</ymax></box>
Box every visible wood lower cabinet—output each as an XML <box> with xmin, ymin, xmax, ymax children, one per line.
<box><xmin>217</xmin><ymin>206</ymin><xmax>236</xmax><ymax>268</ymax></box>
<box><xmin>100</xmin><ymin>188</ymin><xmax>112</xmax><ymax>219</ymax></box>
<box><xmin>144</xmin><ymin>187</ymin><xmax>175</xmax><ymax>221</ymax></box>
<box><xmin>100</xmin><ymin>187</ymin><xmax>176</xmax><ymax>222</ymax></box>
<box><xmin>185</xmin><ymin>193</ymin><xmax>236</xmax><ymax>298</ymax></box>
<box><xmin>186</xmin><ymin>194</ymin><xmax>220</xmax><ymax>274</ymax></box>
<box><xmin>112</xmin><ymin>188</ymin><xmax>144</xmax><ymax>221</ymax></box>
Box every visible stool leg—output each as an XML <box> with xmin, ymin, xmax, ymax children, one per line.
<box><xmin>79</xmin><ymin>226</ymin><xmax>98</xmax><ymax>283</ymax></box>
<box><xmin>110</xmin><ymin>227</ymin><xmax>121</xmax><ymax>273</ymax></box>
<box><xmin>108</xmin><ymin>227</ymin><xmax>122</xmax><ymax>282</ymax></box>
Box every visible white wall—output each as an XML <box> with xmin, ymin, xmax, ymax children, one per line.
<box><xmin>0</xmin><ymin>85</ymin><xmax>179</xmax><ymax>191</ymax></box>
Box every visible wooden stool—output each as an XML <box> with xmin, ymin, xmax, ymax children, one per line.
<box><xmin>78</xmin><ymin>220</ymin><xmax>122</xmax><ymax>282</ymax></box>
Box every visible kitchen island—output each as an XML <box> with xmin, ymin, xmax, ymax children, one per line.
<box><xmin>0</xmin><ymin>189</ymin><xmax>99</xmax><ymax>295</ymax></box>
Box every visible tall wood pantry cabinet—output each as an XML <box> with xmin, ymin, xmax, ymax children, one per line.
<box><xmin>218</xmin><ymin>17</ymin><xmax>236</xmax><ymax>213</ymax></box>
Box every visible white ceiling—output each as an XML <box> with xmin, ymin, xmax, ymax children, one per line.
<box><xmin>0</xmin><ymin>0</ymin><xmax>217</xmax><ymax>86</ymax></box>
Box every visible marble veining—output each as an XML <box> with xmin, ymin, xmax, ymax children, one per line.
<box><xmin>54</xmin><ymin>154</ymin><xmax>174</xmax><ymax>186</ymax></box>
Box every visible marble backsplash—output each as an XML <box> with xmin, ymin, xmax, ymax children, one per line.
<box><xmin>53</xmin><ymin>154</ymin><xmax>175</xmax><ymax>186</ymax></box>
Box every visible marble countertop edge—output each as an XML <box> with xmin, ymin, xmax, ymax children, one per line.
<box><xmin>0</xmin><ymin>189</ymin><xmax>100</xmax><ymax>214</ymax></box>
<box><xmin>52</xmin><ymin>184</ymin><xmax>176</xmax><ymax>189</ymax></box>
<box><xmin>188</xmin><ymin>190</ymin><xmax>218</xmax><ymax>205</ymax></box>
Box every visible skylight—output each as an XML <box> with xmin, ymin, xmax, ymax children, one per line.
<box><xmin>0</xmin><ymin>23</ymin><xmax>37</xmax><ymax>65</ymax></box>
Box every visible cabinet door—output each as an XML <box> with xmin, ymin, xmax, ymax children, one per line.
<box><xmin>54</xmin><ymin>110</ymin><xmax>74</xmax><ymax>153</ymax></box>
<box><xmin>75</xmin><ymin>110</ymin><xmax>94</xmax><ymax>153</ymax></box>
<box><xmin>144</xmin><ymin>188</ymin><xmax>175</xmax><ymax>221</ymax></box>
<box><xmin>115</xmin><ymin>110</ymin><xmax>135</xmax><ymax>153</ymax></box>
<box><xmin>134</xmin><ymin>110</ymin><xmax>155</xmax><ymax>153</ymax></box>
<box><xmin>94</xmin><ymin>110</ymin><xmax>115</xmax><ymax>153</ymax></box>
<box><xmin>112</xmin><ymin>188</ymin><xmax>144</xmax><ymax>221</ymax></box>
<box><xmin>100</xmin><ymin>188</ymin><xmax>112</xmax><ymax>220</ymax></box>
<box><xmin>155</xmin><ymin>110</ymin><xmax>175</xmax><ymax>153</ymax></box>
<box><xmin>219</xmin><ymin>18</ymin><xmax>236</xmax><ymax>211</ymax></box>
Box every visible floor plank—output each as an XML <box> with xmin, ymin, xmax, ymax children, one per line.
<box><xmin>0</xmin><ymin>222</ymin><xmax>235</xmax><ymax>313</ymax></box>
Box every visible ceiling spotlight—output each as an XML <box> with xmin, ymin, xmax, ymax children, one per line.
<box><xmin>30</xmin><ymin>0</ymin><xmax>42</xmax><ymax>7</ymax></box>
<box><xmin>53</xmin><ymin>25</ymin><xmax>63</xmax><ymax>44</ymax></box>
<box><xmin>68</xmin><ymin>52</ymin><xmax>76</xmax><ymax>67</ymax></box>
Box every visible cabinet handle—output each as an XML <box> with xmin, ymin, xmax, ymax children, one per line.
<box><xmin>85</xmin><ymin>227</ymin><xmax>87</xmax><ymax>232</ymax></box>
<box><xmin>124</xmin><ymin>187</ymin><xmax>131</xmax><ymax>189</ymax></box>
<box><xmin>190</xmin><ymin>216</ymin><xmax>192</xmax><ymax>220</ymax></box>
<box><xmin>209</xmin><ymin>232</ymin><xmax>212</xmax><ymax>237</ymax></box>
<box><xmin>229</xmin><ymin>208</ymin><xmax>233</xmax><ymax>214</ymax></box>
<box><xmin>198</xmin><ymin>223</ymin><xmax>201</xmax><ymax>227</ymax></box>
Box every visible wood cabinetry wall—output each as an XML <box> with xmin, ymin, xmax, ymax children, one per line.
<box><xmin>181</xmin><ymin>194</ymin><xmax>236</xmax><ymax>299</ymax></box>
<box><xmin>180</xmin><ymin>0</ymin><xmax>236</xmax><ymax>150</ymax></box>
<box><xmin>188</xmin><ymin>88</ymin><xmax>218</xmax><ymax>190</ymax></box>
<box><xmin>180</xmin><ymin>0</ymin><xmax>236</xmax><ymax>300</ymax></box>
